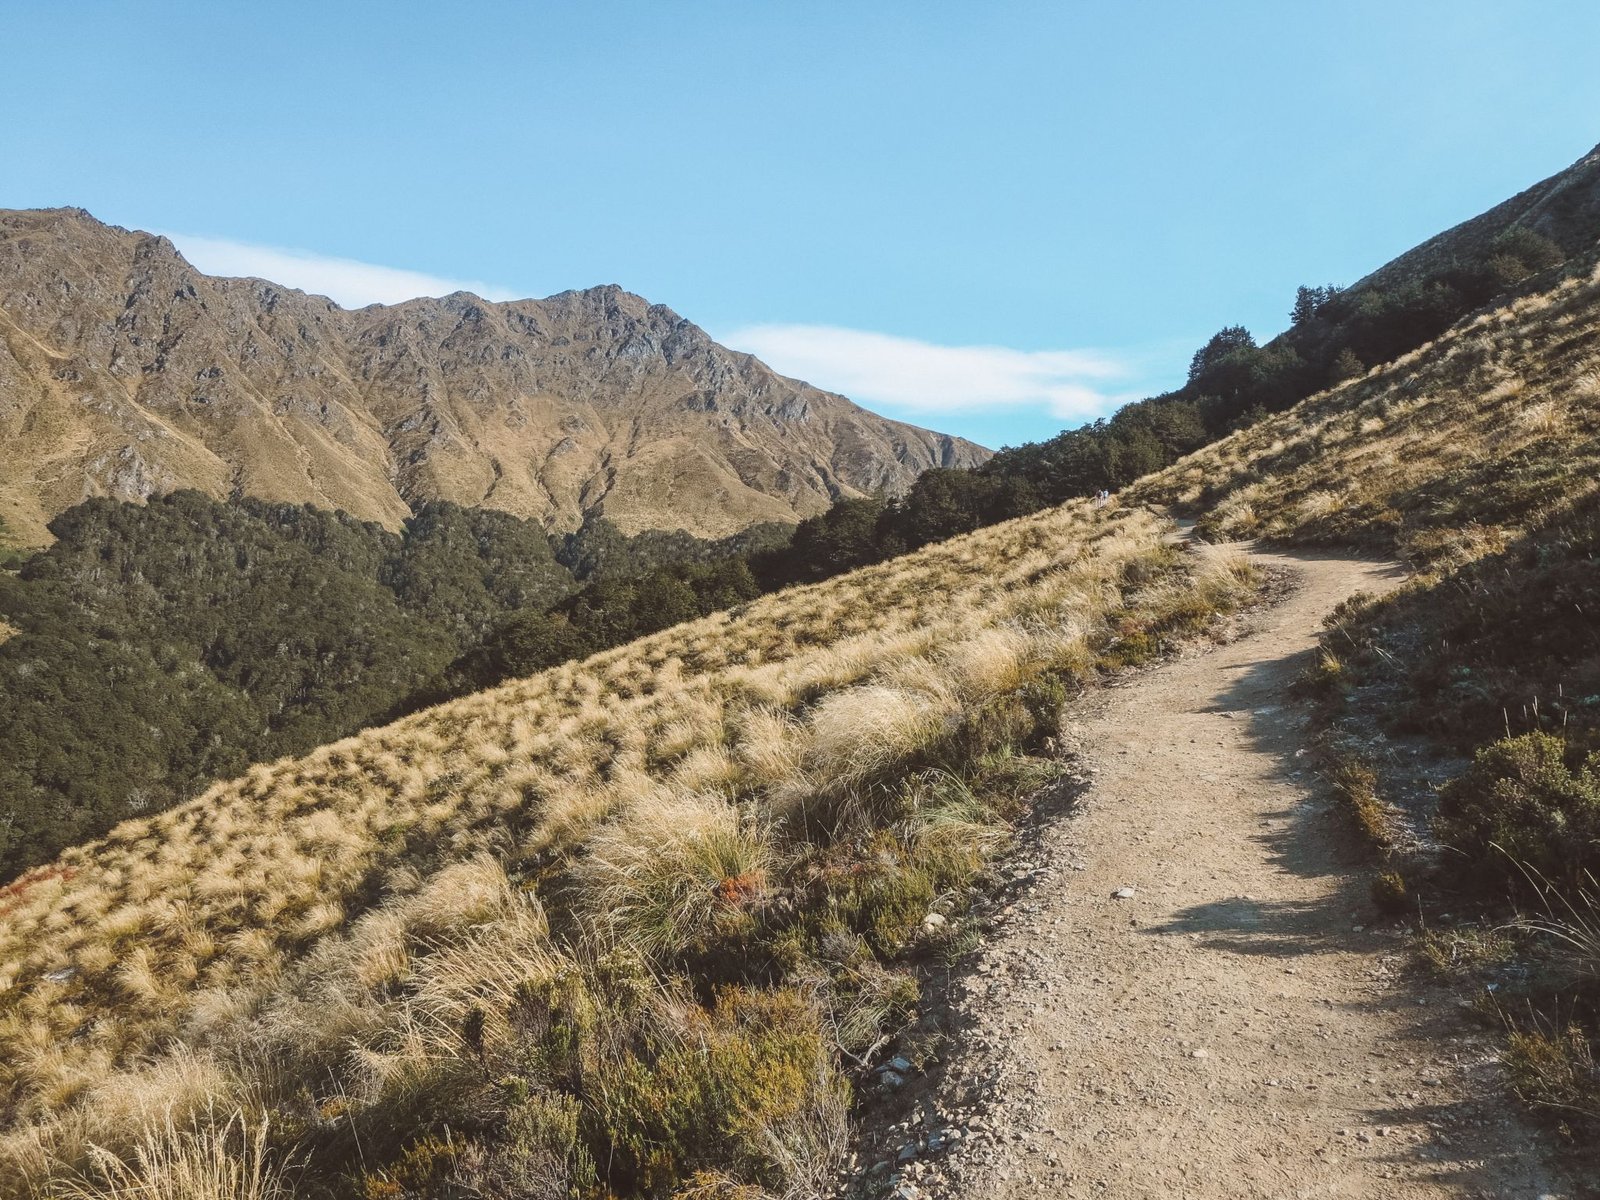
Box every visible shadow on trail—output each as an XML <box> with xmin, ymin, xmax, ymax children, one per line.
<box><xmin>1142</xmin><ymin>633</ymin><xmax>1374</xmax><ymax>957</ymax></box>
<box><xmin>1139</xmin><ymin>551</ymin><xmax>1571</xmax><ymax>1193</ymax></box>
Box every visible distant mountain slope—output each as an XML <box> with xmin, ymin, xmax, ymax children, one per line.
<box><xmin>0</xmin><ymin>208</ymin><xmax>987</xmax><ymax>543</ymax></box>
<box><xmin>1356</xmin><ymin>141</ymin><xmax>1600</xmax><ymax>293</ymax></box>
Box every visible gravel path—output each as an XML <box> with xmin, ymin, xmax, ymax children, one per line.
<box><xmin>864</xmin><ymin>543</ymin><xmax>1577</xmax><ymax>1199</ymax></box>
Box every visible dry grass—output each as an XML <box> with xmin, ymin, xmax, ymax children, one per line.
<box><xmin>0</xmin><ymin>496</ymin><xmax>1257</xmax><ymax>1194</ymax></box>
<box><xmin>47</xmin><ymin>1110</ymin><xmax>289</xmax><ymax>1200</ymax></box>
<box><xmin>576</xmin><ymin>791</ymin><xmax>773</xmax><ymax>958</ymax></box>
<box><xmin>1134</xmin><ymin>264</ymin><xmax>1600</xmax><ymax>565</ymax></box>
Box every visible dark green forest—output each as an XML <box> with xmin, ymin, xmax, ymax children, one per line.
<box><xmin>0</xmin><ymin>225</ymin><xmax>1573</xmax><ymax>880</ymax></box>
<box><xmin>0</xmin><ymin>495</ymin><xmax>782</xmax><ymax>876</ymax></box>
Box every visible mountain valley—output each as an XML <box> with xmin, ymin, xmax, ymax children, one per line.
<box><xmin>3</xmin><ymin>141</ymin><xmax>1600</xmax><ymax>1199</ymax></box>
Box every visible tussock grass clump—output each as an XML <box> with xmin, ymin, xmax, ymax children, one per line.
<box><xmin>805</xmin><ymin>684</ymin><xmax>955</xmax><ymax>792</ymax></box>
<box><xmin>576</xmin><ymin>792</ymin><xmax>773</xmax><ymax>959</ymax></box>
<box><xmin>50</xmin><ymin>1110</ymin><xmax>290</xmax><ymax>1200</ymax></box>
<box><xmin>0</xmin><ymin>498</ymin><xmax>1259</xmax><ymax>1197</ymax></box>
<box><xmin>1505</xmin><ymin>1025</ymin><xmax>1600</xmax><ymax>1124</ymax></box>
<box><xmin>939</xmin><ymin>627</ymin><xmax>1033</xmax><ymax>701</ymax></box>
<box><xmin>1327</xmin><ymin>755</ymin><xmax>1396</xmax><ymax>851</ymax></box>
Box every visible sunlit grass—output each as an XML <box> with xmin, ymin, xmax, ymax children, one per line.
<box><xmin>1135</xmin><ymin>264</ymin><xmax>1600</xmax><ymax>564</ymax></box>
<box><xmin>0</xmin><ymin>491</ymin><xmax>1262</xmax><ymax>1195</ymax></box>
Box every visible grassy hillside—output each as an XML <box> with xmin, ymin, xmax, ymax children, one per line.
<box><xmin>1134</xmin><ymin>257</ymin><xmax>1600</xmax><ymax>561</ymax></box>
<box><xmin>1354</xmin><ymin>141</ymin><xmax>1600</xmax><ymax>294</ymax></box>
<box><xmin>0</xmin><ymin>496</ymin><xmax>794</xmax><ymax>880</ymax></box>
<box><xmin>0</xmin><ymin>498</ymin><xmax>1255</xmax><ymax>1196</ymax></box>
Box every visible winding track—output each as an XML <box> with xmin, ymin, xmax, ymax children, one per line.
<box><xmin>923</xmin><ymin>542</ymin><xmax>1575</xmax><ymax>1199</ymax></box>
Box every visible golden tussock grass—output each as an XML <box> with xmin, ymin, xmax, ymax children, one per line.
<box><xmin>0</xmin><ymin>491</ymin><xmax>1259</xmax><ymax>1194</ymax></box>
<box><xmin>1134</xmin><ymin>265</ymin><xmax>1600</xmax><ymax>565</ymax></box>
<box><xmin>45</xmin><ymin>1109</ymin><xmax>290</xmax><ymax>1200</ymax></box>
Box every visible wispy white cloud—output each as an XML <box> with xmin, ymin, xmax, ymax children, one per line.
<box><xmin>162</xmin><ymin>233</ymin><xmax>520</xmax><ymax>308</ymax></box>
<box><xmin>721</xmin><ymin>323</ymin><xmax>1138</xmax><ymax>423</ymax></box>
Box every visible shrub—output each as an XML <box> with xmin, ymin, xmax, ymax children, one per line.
<box><xmin>587</xmin><ymin>988</ymin><xmax>847</xmax><ymax>1196</ymax></box>
<box><xmin>1370</xmin><ymin>871</ymin><xmax>1410</xmax><ymax>914</ymax></box>
<box><xmin>446</xmin><ymin>1093</ymin><xmax>591</xmax><ymax>1200</ymax></box>
<box><xmin>356</xmin><ymin>1132</ymin><xmax>465</xmax><ymax>1200</ymax></box>
<box><xmin>1435</xmin><ymin>733</ymin><xmax>1600</xmax><ymax>893</ymax></box>
<box><xmin>826</xmin><ymin>831</ymin><xmax>938</xmax><ymax>955</ymax></box>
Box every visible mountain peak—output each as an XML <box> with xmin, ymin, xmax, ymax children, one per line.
<box><xmin>0</xmin><ymin>207</ymin><xmax>988</xmax><ymax>544</ymax></box>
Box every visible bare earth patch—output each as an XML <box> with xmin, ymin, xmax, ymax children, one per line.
<box><xmin>856</xmin><ymin>543</ymin><xmax>1579</xmax><ymax>1199</ymax></box>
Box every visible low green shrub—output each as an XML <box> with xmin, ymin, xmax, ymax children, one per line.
<box><xmin>1371</xmin><ymin>870</ymin><xmax>1410</xmax><ymax>914</ymax></box>
<box><xmin>356</xmin><ymin>1132</ymin><xmax>466</xmax><ymax>1200</ymax></box>
<box><xmin>587</xmin><ymin>987</ymin><xmax>845</xmax><ymax>1196</ymax></box>
<box><xmin>1435</xmin><ymin>732</ymin><xmax>1600</xmax><ymax>894</ymax></box>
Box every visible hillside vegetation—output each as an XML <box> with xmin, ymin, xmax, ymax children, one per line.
<box><xmin>0</xmin><ymin>497</ymin><xmax>1256</xmax><ymax>1197</ymax></box>
<box><xmin>1134</xmin><ymin>260</ymin><xmax>1600</xmax><ymax>560</ymax></box>
<box><xmin>0</xmin><ymin>496</ymin><xmax>788</xmax><ymax>878</ymax></box>
<box><xmin>1137</xmin><ymin>256</ymin><xmax>1600</xmax><ymax>1132</ymax></box>
<box><xmin>7</xmin><ymin>151</ymin><xmax>1592</xmax><ymax>886</ymax></box>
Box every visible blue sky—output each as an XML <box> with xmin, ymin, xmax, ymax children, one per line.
<box><xmin>5</xmin><ymin>2</ymin><xmax>1600</xmax><ymax>448</ymax></box>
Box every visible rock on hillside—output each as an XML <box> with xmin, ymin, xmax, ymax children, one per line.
<box><xmin>0</xmin><ymin>208</ymin><xmax>988</xmax><ymax>543</ymax></box>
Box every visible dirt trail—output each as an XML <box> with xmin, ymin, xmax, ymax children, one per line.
<box><xmin>891</xmin><ymin>543</ymin><xmax>1577</xmax><ymax>1199</ymax></box>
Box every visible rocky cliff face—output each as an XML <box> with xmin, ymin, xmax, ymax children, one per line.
<box><xmin>0</xmin><ymin>208</ymin><xmax>988</xmax><ymax>543</ymax></box>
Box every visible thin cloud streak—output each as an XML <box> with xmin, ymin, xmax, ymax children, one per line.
<box><xmin>722</xmin><ymin>323</ymin><xmax>1138</xmax><ymax>424</ymax></box>
<box><xmin>163</xmin><ymin>233</ymin><xmax>521</xmax><ymax>308</ymax></box>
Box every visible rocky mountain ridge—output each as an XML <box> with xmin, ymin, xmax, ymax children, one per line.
<box><xmin>0</xmin><ymin>207</ymin><xmax>987</xmax><ymax>543</ymax></box>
